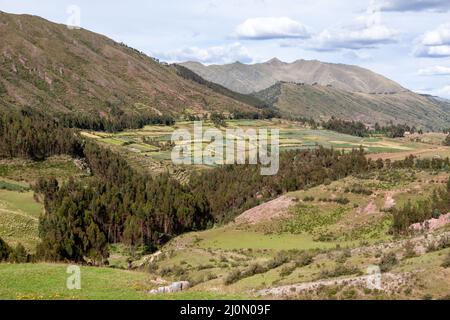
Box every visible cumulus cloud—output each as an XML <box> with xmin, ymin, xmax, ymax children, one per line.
<box><xmin>154</xmin><ymin>43</ymin><xmax>254</xmax><ymax>64</ymax></box>
<box><xmin>234</xmin><ymin>17</ymin><xmax>311</xmax><ymax>40</ymax></box>
<box><xmin>429</xmin><ymin>85</ymin><xmax>450</xmax><ymax>98</ymax></box>
<box><xmin>308</xmin><ymin>10</ymin><xmax>398</xmax><ymax>51</ymax></box>
<box><xmin>418</xmin><ymin>65</ymin><xmax>450</xmax><ymax>75</ymax></box>
<box><xmin>415</xmin><ymin>24</ymin><xmax>450</xmax><ymax>57</ymax></box>
<box><xmin>421</xmin><ymin>23</ymin><xmax>450</xmax><ymax>46</ymax></box>
<box><xmin>379</xmin><ymin>0</ymin><xmax>450</xmax><ymax>12</ymax></box>
<box><xmin>438</xmin><ymin>85</ymin><xmax>450</xmax><ymax>97</ymax></box>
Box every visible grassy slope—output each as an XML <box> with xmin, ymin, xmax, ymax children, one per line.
<box><xmin>0</xmin><ymin>263</ymin><xmax>247</xmax><ymax>300</ymax></box>
<box><xmin>253</xmin><ymin>83</ymin><xmax>450</xmax><ymax>130</ymax></box>
<box><xmin>142</xmin><ymin>169</ymin><xmax>450</xmax><ymax>299</ymax></box>
<box><xmin>0</xmin><ymin>156</ymin><xmax>85</xmax><ymax>251</ymax></box>
<box><xmin>0</xmin><ymin>12</ymin><xmax>257</xmax><ymax>118</ymax></box>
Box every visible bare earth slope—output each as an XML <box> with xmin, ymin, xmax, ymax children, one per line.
<box><xmin>181</xmin><ymin>58</ymin><xmax>406</xmax><ymax>95</ymax></box>
<box><xmin>0</xmin><ymin>12</ymin><xmax>257</xmax><ymax>119</ymax></box>
<box><xmin>253</xmin><ymin>82</ymin><xmax>450</xmax><ymax>130</ymax></box>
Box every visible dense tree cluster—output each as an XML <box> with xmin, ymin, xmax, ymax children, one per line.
<box><xmin>322</xmin><ymin>118</ymin><xmax>369</xmax><ymax>137</ymax></box>
<box><xmin>35</xmin><ymin>142</ymin><xmax>211</xmax><ymax>264</ymax></box>
<box><xmin>0</xmin><ymin>111</ymin><xmax>84</xmax><ymax>161</ymax></box>
<box><xmin>59</xmin><ymin>111</ymin><xmax>175</xmax><ymax>133</ymax></box>
<box><xmin>190</xmin><ymin>147</ymin><xmax>369</xmax><ymax>222</ymax></box>
<box><xmin>392</xmin><ymin>180</ymin><xmax>450</xmax><ymax>234</ymax></box>
<box><xmin>322</xmin><ymin>118</ymin><xmax>416</xmax><ymax>138</ymax></box>
<box><xmin>0</xmin><ymin>238</ymin><xmax>30</xmax><ymax>263</ymax></box>
<box><xmin>373</xmin><ymin>122</ymin><xmax>416</xmax><ymax>138</ymax></box>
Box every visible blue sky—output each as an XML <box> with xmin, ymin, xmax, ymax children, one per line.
<box><xmin>1</xmin><ymin>0</ymin><xmax>450</xmax><ymax>97</ymax></box>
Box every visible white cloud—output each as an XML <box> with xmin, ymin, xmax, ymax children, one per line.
<box><xmin>415</xmin><ymin>24</ymin><xmax>450</xmax><ymax>57</ymax></box>
<box><xmin>418</xmin><ymin>66</ymin><xmax>450</xmax><ymax>76</ymax></box>
<box><xmin>418</xmin><ymin>85</ymin><xmax>450</xmax><ymax>98</ymax></box>
<box><xmin>308</xmin><ymin>10</ymin><xmax>398</xmax><ymax>51</ymax></box>
<box><xmin>439</xmin><ymin>85</ymin><xmax>450</xmax><ymax>96</ymax></box>
<box><xmin>234</xmin><ymin>17</ymin><xmax>311</xmax><ymax>40</ymax></box>
<box><xmin>422</xmin><ymin>23</ymin><xmax>450</xmax><ymax>46</ymax></box>
<box><xmin>433</xmin><ymin>85</ymin><xmax>450</xmax><ymax>98</ymax></box>
<box><xmin>379</xmin><ymin>0</ymin><xmax>450</xmax><ymax>12</ymax></box>
<box><xmin>154</xmin><ymin>43</ymin><xmax>254</xmax><ymax>64</ymax></box>
<box><xmin>342</xmin><ymin>50</ymin><xmax>373</xmax><ymax>61</ymax></box>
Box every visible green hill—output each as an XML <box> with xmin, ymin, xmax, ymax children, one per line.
<box><xmin>0</xmin><ymin>12</ymin><xmax>258</xmax><ymax>127</ymax></box>
<box><xmin>253</xmin><ymin>82</ymin><xmax>450</xmax><ymax>130</ymax></box>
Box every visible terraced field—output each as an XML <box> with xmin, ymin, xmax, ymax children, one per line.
<box><xmin>0</xmin><ymin>157</ymin><xmax>86</xmax><ymax>251</ymax></box>
<box><xmin>81</xmin><ymin>120</ymin><xmax>446</xmax><ymax>177</ymax></box>
<box><xmin>0</xmin><ymin>186</ymin><xmax>41</xmax><ymax>251</ymax></box>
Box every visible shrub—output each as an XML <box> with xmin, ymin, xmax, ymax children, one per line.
<box><xmin>9</xmin><ymin>243</ymin><xmax>28</xmax><ymax>263</ymax></box>
<box><xmin>224</xmin><ymin>270</ymin><xmax>242</xmax><ymax>285</ymax></box>
<box><xmin>279</xmin><ymin>264</ymin><xmax>296</xmax><ymax>277</ymax></box>
<box><xmin>267</xmin><ymin>252</ymin><xmax>289</xmax><ymax>269</ymax></box>
<box><xmin>379</xmin><ymin>252</ymin><xmax>398</xmax><ymax>272</ymax></box>
<box><xmin>441</xmin><ymin>252</ymin><xmax>450</xmax><ymax>268</ymax></box>
<box><xmin>319</xmin><ymin>264</ymin><xmax>362</xmax><ymax>279</ymax></box>
<box><xmin>334</xmin><ymin>197</ymin><xmax>350</xmax><ymax>205</ymax></box>
<box><xmin>0</xmin><ymin>237</ymin><xmax>11</xmax><ymax>262</ymax></box>
<box><xmin>295</xmin><ymin>252</ymin><xmax>314</xmax><ymax>267</ymax></box>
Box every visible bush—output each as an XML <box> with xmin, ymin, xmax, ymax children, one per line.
<box><xmin>224</xmin><ymin>270</ymin><xmax>242</xmax><ymax>285</ymax></box>
<box><xmin>379</xmin><ymin>252</ymin><xmax>398</xmax><ymax>272</ymax></box>
<box><xmin>442</xmin><ymin>252</ymin><xmax>450</xmax><ymax>268</ymax></box>
<box><xmin>279</xmin><ymin>264</ymin><xmax>296</xmax><ymax>277</ymax></box>
<box><xmin>267</xmin><ymin>252</ymin><xmax>289</xmax><ymax>269</ymax></box>
<box><xmin>319</xmin><ymin>264</ymin><xmax>362</xmax><ymax>279</ymax></box>
<box><xmin>295</xmin><ymin>252</ymin><xmax>314</xmax><ymax>267</ymax></box>
<box><xmin>9</xmin><ymin>243</ymin><xmax>28</xmax><ymax>263</ymax></box>
<box><xmin>334</xmin><ymin>197</ymin><xmax>350</xmax><ymax>205</ymax></box>
<box><xmin>0</xmin><ymin>237</ymin><xmax>11</xmax><ymax>262</ymax></box>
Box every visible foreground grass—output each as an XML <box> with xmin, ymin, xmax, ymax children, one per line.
<box><xmin>0</xmin><ymin>189</ymin><xmax>42</xmax><ymax>251</ymax></box>
<box><xmin>0</xmin><ymin>263</ymin><xmax>247</xmax><ymax>300</ymax></box>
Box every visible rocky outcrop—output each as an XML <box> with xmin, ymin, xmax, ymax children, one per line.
<box><xmin>149</xmin><ymin>281</ymin><xmax>190</xmax><ymax>295</ymax></box>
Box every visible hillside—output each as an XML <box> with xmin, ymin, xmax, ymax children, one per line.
<box><xmin>253</xmin><ymin>82</ymin><xmax>450</xmax><ymax>130</ymax></box>
<box><xmin>0</xmin><ymin>12</ymin><xmax>258</xmax><ymax>126</ymax></box>
<box><xmin>181</xmin><ymin>58</ymin><xmax>406</xmax><ymax>95</ymax></box>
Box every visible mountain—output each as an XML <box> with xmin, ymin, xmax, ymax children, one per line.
<box><xmin>253</xmin><ymin>82</ymin><xmax>450</xmax><ymax>130</ymax></box>
<box><xmin>181</xmin><ymin>59</ymin><xmax>450</xmax><ymax>130</ymax></box>
<box><xmin>181</xmin><ymin>58</ymin><xmax>406</xmax><ymax>95</ymax></box>
<box><xmin>0</xmin><ymin>12</ymin><xmax>258</xmax><ymax>126</ymax></box>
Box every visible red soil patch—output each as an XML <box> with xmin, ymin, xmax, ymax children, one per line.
<box><xmin>235</xmin><ymin>195</ymin><xmax>296</xmax><ymax>225</ymax></box>
<box><xmin>410</xmin><ymin>212</ymin><xmax>450</xmax><ymax>232</ymax></box>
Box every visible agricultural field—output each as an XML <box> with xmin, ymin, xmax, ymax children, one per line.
<box><xmin>1</xmin><ymin>166</ymin><xmax>449</xmax><ymax>300</ymax></box>
<box><xmin>0</xmin><ymin>157</ymin><xmax>87</xmax><ymax>251</ymax></box>
<box><xmin>121</xmin><ymin>168</ymin><xmax>450</xmax><ymax>300</ymax></box>
<box><xmin>1</xmin><ymin>123</ymin><xmax>450</xmax><ymax>300</ymax></box>
<box><xmin>81</xmin><ymin>120</ymin><xmax>450</xmax><ymax>176</ymax></box>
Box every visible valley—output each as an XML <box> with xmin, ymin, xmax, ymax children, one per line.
<box><xmin>1</xmin><ymin>7</ymin><xmax>450</xmax><ymax>304</ymax></box>
<box><xmin>1</xmin><ymin>120</ymin><xmax>450</xmax><ymax>300</ymax></box>
<box><xmin>79</xmin><ymin>119</ymin><xmax>450</xmax><ymax>177</ymax></box>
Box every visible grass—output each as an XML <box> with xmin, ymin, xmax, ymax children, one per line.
<box><xmin>0</xmin><ymin>189</ymin><xmax>42</xmax><ymax>251</ymax></box>
<box><xmin>194</xmin><ymin>228</ymin><xmax>335</xmax><ymax>251</ymax></box>
<box><xmin>0</xmin><ymin>156</ymin><xmax>85</xmax><ymax>183</ymax></box>
<box><xmin>0</xmin><ymin>263</ymin><xmax>249</xmax><ymax>300</ymax></box>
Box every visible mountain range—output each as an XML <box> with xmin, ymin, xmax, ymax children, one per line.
<box><xmin>181</xmin><ymin>58</ymin><xmax>406</xmax><ymax>95</ymax></box>
<box><xmin>181</xmin><ymin>59</ymin><xmax>450</xmax><ymax>130</ymax></box>
<box><xmin>1</xmin><ymin>11</ymin><xmax>450</xmax><ymax>130</ymax></box>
